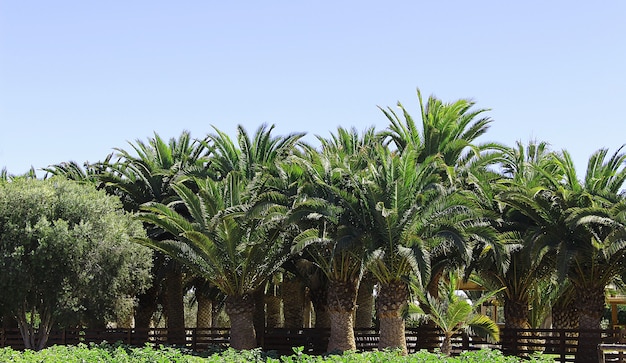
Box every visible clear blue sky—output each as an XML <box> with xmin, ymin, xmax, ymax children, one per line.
<box><xmin>1</xmin><ymin>1</ymin><xmax>624</xmax><ymax>176</ymax></box>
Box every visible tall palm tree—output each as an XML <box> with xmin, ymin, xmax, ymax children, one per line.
<box><xmin>379</xmin><ymin>88</ymin><xmax>494</xmax><ymax>167</ymax></box>
<box><xmin>204</xmin><ymin>123</ymin><xmax>306</xmax><ymax>335</ymax></box>
<box><xmin>380</xmin><ymin>89</ymin><xmax>500</xmax><ymax>301</ymax></box>
<box><xmin>97</xmin><ymin>131</ymin><xmax>210</xmax><ymax>342</ymax></box>
<box><xmin>542</xmin><ymin>148</ymin><xmax>626</xmax><ymax>331</ymax></box>
<box><xmin>500</xmin><ymin>147</ymin><xmax>626</xmax><ymax>363</ymax></box>
<box><xmin>469</xmin><ymin>141</ymin><xmax>560</xmax><ymax>330</ymax></box>
<box><xmin>292</xmin><ymin>127</ymin><xmax>381</xmax><ymax>352</ymax></box>
<box><xmin>365</xmin><ymin>147</ymin><xmax>495</xmax><ymax>354</ymax></box>
<box><xmin>136</xmin><ymin>174</ymin><xmax>304</xmax><ymax>349</ymax></box>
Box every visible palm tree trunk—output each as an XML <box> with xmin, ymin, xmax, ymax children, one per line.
<box><xmin>265</xmin><ymin>294</ymin><xmax>282</xmax><ymax>328</ymax></box>
<box><xmin>376</xmin><ymin>281</ymin><xmax>408</xmax><ymax>354</ymax></box>
<box><xmin>551</xmin><ymin>294</ymin><xmax>577</xmax><ymax>354</ymax></box>
<box><xmin>326</xmin><ymin>279</ymin><xmax>358</xmax><ymax>352</ymax></box>
<box><xmin>253</xmin><ymin>288</ymin><xmax>266</xmax><ymax>346</ymax></box>
<box><xmin>574</xmin><ymin>285</ymin><xmax>605</xmax><ymax>363</ymax></box>
<box><xmin>355</xmin><ymin>274</ymin><xmax>375</xmax><ymax>328</ymax></box>
<box><xmin>225</xmin><ymin>294</ymin><xmax>257</xmax><ymax>350</ymax></box>
<box><xmin>282</xmin><ymin>277</ymin><xmax>305</xmax><ymax>328</ymax></box>
<box><xmin>441</xmin><ymin>333</ymin><xmax>453</xmax><ymax>356</ymax></box>
<box><xmin>135</xmin><ymin>285</ymin><xmax>159</xmax><ymax>329</ymax></box>
<box><xmin>503</xmin><ymin>295</ymin><xmax>531</xmax><ymax>356</ymax></box>
<box><xmin>311</xmin><ymin>286</ymin><xmax>330</xmax><ymax>328</ymax></box>
<box><xmin>165</xmin><ymin>268</ymin><xmax>186</xmax><ymax>345</ymax></box>
<box><xmin>196</xmin><ymin>293</ymin><xmax>213</xmax><ymax>329</ymax></box>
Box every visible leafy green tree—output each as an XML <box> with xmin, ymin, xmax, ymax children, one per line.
<box><xmin>0</xmin><ymin>177</ymin><xmax>152</xmax><ymax>350</ymax></box>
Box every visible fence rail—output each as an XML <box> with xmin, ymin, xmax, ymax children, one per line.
<box><xmin>3</xmin><ymin>326</ymin><xmax>626</xmax><ymax>362</ymax></box>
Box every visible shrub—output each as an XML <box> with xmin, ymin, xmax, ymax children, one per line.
<box><xmin>0</xmin><ymin>345</ymin><xmax>555</xmax><ymax>362</ymax></box>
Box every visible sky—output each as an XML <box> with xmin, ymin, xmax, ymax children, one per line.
<box><xmin>1</xmin><ymin>1</ymin><xmax>625</xmax><ymax>177</ymax></box>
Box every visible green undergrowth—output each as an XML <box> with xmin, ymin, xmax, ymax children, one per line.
<box><xmin>0</xmin><ymin>343</ymin><xmax>555</xmax><ymax>362</ymax></box>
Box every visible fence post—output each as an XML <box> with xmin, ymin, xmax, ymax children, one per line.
<box><xmin>560</xmin><ymin>329</ymin><xmax>566</xmax><ymax>363</ymax></box>
<box><xmin>191</xmin><ymin>328</ymin><xmax>196</xmax><ymax>351</ymax></box>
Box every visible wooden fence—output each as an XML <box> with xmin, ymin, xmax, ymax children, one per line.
<box><xmin>3</xmin><ymin>327</ymin><xmax>626</xmax><ymax>362</ymax></box>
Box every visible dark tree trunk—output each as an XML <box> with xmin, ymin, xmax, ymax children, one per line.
<box><xmin>135</xmin><ymin>285</ymin><xmax>159</xmax><ymax>329</ymax></box>
<box><xmin>310</xmin><ymin>286</ymin><xmax>330</xmax><ymax>328</ymax></box>
<box><xmin>355</xmin><ymin>274</ymin><xmax>375</xmax><ymax>328</ymax></box>
<box><xmin>574</xmin><ymin>285</ymin><xmax>605</xmax><ymax>363</ymax></box>
<box><xmin>503</xmin><ymin>295</ymin><xmax>531</xmax><ymax>356</ymax></box>
<box><xmin>196</xmin><ymin>293</ymin><xmax>213</xmax><ymax>329</ymax></box>
<box><xmin>253</xmin><ymin>287</ymin><xmax>266</xmax><ymax>346</ymax></box>
<box><xmin>165</xmin><ymin>268</ymin><xmax>186</xmax><ymax>345</ymax></box>
<box><xmin>225</xmin><ymin>294</ymin><xmax>257</xmax><ymax>350</ymax></box>
<box><xmin>282</xmin><ymin>277</ymin><xmax>305</xmax><ymax>328</ymax></box>
<box><xmin>265</xmin><ymin>294</ymin><xmax>282</xmax><ymax>328</ymax></box>
<box><xmin>551</xmin><ymin>293</ymin><xmax>578</xmax><ymax>354</ymax></box>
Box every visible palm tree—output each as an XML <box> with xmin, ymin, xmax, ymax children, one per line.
<box><xmin>468</xmin><ymin>141</ymin><xmax>560</xmax><ymax>330</ymax></box>
<box><xmin>359</xmin><ymin>146</ymin><xmax>495</xmax><ymax>354</ymax></box>
<box><xmin>291</xmin><ymin>127</ymin><xmax>381</xmax><ymax>352</ymax></box>
<box><xmin>499</xmin><ymin>147</ymin><xmax>626</xmax><ymax>363</ymax></box>
<box><xmin>379</xmin><ymin>88</ymin><xmax>494</xmax><ymax>167</ymax></box>
<box><xmin>136</xmin><ymin>174</ymin><xmax>303</xmax><ymax>349</ymax></box>
<box><xmin>410</xmin><ymin>271</ymin><xmax>501</xmax><ymax>356</ymax></box>
<box><xmin>541</xmin><ymin>148</ymin><xmax>626</xmax><ymax>331</ymax></box>
<box><xmin>97</xmin><ymin>131</ymin><xmax>210</xmax><ymax>342</ymax></box>
<box><xmin>204</xmin><ymin>124</ymin><xmax>306</xmax><ymax>335</ymax></box>
<box><xmin>204</xmin><ymin>124</ymin><xmax>305</xmax><ymax>181</ymax></box>
<box><xmin>380</xmin><ymin>89</ymin><xmax>500</xmax><ymax>300</ymax></box>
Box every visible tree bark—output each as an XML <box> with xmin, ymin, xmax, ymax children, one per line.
<box><xmin>265</xmin><ymin>294</ymin><xmax>282</xmax><ymax>328</ymax></box>
<box><xmin>310</xmin><ymin>286</ymin><xmax>330</xmax><ymax>328</ymax></box>
<box><xmin>326</xmin><ymin>279</ymin><xmax>358</xmax><ymax>352</ymax></box>
<box><xmin>327</xmin><ymin>310</ymin><xmax>356</xmax><ymax>353</ymax></box>
<box><xmin>253</xmin><ymin>287</ymin><xmax>266</xmax><ymax>346</ymax></box>
<box><xmin>574</xmin><ymin>285</ymin><xmax>605</xmax><ymax>363</ymax></box>
<box><xmin>225</xmin><ymin>294</ymin><xmax>257</xmax><ymax>350</ymax></box>
<box><xmin>282</xmin><ymin>277</ymin><xmax>305</xmax><ymax>328</ymax></box>
<box><xmin>165</xmin><ymin>268</ymin><xmax>186</xmax><ymax>345</ymax></box>
<box><xmin>135</xmin><ymin>285</ymin><xmax>159</xmax><ymax>329</ymax></box>
<box><xmin>16</xmin><ymin>304</ymin><xmax>52</xmax><ymax>351</ymax></box>
<box><xmin>503</xmin><ymin>295</ymin><xmax>531</xmax><ymax>356</ymax></box>
<box><xmin>196</xmin><ymin>293</ymin><xmax>213</xmax><ymax>329</ymax></box>
<box><xmin>376</xmin><ymin>281</ymin><xmax>408</xmax><ymax>355</ymax></box>
<box><xmin>441</xmin><ymin>334</ymin><xmax>453</xmax><ymax>356</ymax></box>
<box><xmin>552</xmin><ymin>293</ymin><xmax>578</xmax><ymax>354</ymax></box>
<box><xmin>355</xmin><ymin>274</ymin><xmax>375</xmax><ymax>328</ymax></box>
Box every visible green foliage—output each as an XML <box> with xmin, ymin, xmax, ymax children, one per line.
<box><xmin>0</xmin><ymin>345</ymin><xmax>555</xmax><ymax>362</ymax></box>
<box><xmin>0</xmin><ymin>343</ymin><xmax>206</xmax><ymax>363</ymax></box>
<box><xmin>0</xmin><ymin>178</ymin><xmax>152</xmax><ymax>349</ymax></box>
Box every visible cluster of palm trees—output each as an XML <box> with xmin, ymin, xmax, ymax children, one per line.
<box><xmin>34</xmin><ymin>89</ymin><xmax>625</xmax><ymax>360</ymax></box>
